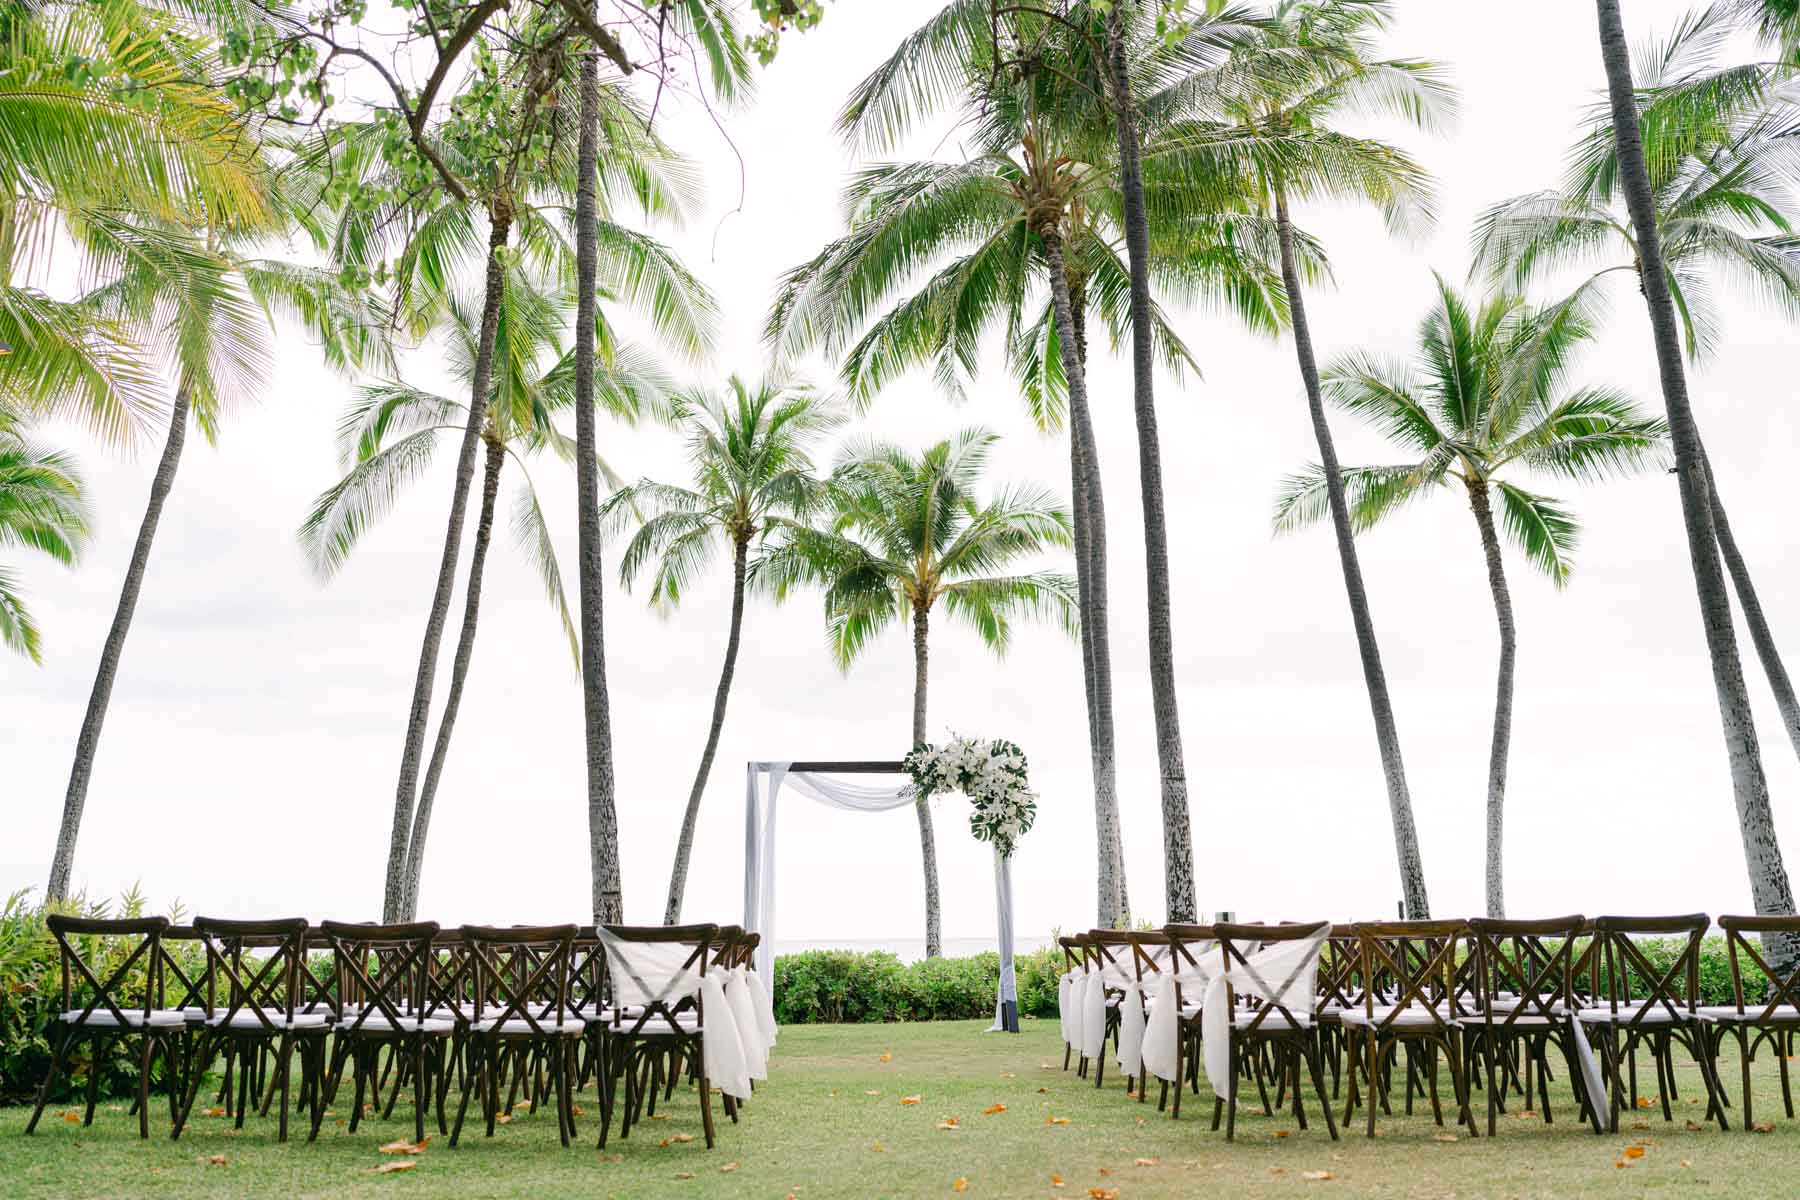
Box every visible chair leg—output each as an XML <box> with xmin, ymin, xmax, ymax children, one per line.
<box><xmin>1483</xmin><ymin>1032</ymin><xmax>1499</xmax><ymax>1137</ymax></box>
<box><xmin>137</xmin><ymin>1034</ymin><xmax>155</xmax><ymax>1139</ymax></box>
<box><xmin>82</xmin><ymin>1033</ymin><xmax>104</xmax><ymax>1126</ymax></box>
<box><xmin>276</xmin><ymin>1034</ymin><xmax>296</xmax><ymax>1143</ymax></box>
<box><xmin>24</xmin><ymin>1024</ymin><xmax>72</xmax><ymax>1135</ymax></box>
<box><xmin>1224</xmin><ymin>1037</ymin><xmax>1239</xmax><ymax>1143</ymax></box>
<box><xmin>1305</xmin><ymin>1038</ymin><xmax>1339</xmax><ymax>1141</ymax></box>
<box><xmin>697</xmin><ymin>1070</ymin><xmax>717</xmax><ymax>1150</ymax></box>
<box><xmin>1365</xmin><ymin>1034</ymin><xmax>1380</xmax><ymax>1138</ymax></box>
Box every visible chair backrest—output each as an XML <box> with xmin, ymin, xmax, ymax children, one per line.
<box><xmin>192</xmin><ymin>917</ymin><xmax>311</xmax><ymax>1032</ymax></box>
<box><xmin>1123</xmin><ymin>931</ymin><xmax>1171</xmax><ymax>989</ymax></box>
<box><xmin>45</xmin><ymin>915</ymin><xmax>169</xmax><ymax>1026</ymax></box>
<box><xmin>1215</xmin><ymin>921</ymin><xmax>1328</xmax><ymax>1032</ymax></box>
<box><xmin>1468</xmin><ymin>915</ymin><xmax>1583</xmax><ymax>1028</ymax></box>
<box><xmin>1317</xmin><ymin>927</ymin><xmax>1365</xmax><ymax>1011</ymax></box>
<box><xmin>1163</xmin><ymin>922</ymin><xmax>1218</xmax><ymax>1011</ymax></box>
<box><xmin>1087</xmin><ymin>930</ymin><xmax>1135</xmax><ymax>988</ymax></box>
<box><xmin>158</xmin><ymin>925</ymin><xmax>208</xmax><ymax>1013</ymax></box>
<box><xmin>1592</xmin><ymin>914</ymin><xmax>1709</xmax><ymax>1024</ymax></box>
<box><xmin>1718</xmin><ymin>915</ymin><xmax>1800</xmax><ymax>1019</ymax></box>
<box><xmin>319</xmin><ymin>921</ymin><xmax>440</xmax><ymax>1032</ymax></box>
<box><xmin>461</xmin><ymin>924</ymin><xmax>578</xmax><ymax>1034</ymax></box>
<box><xmin>1354</xmin><ymin>920</ymin><xmax>1472</xmax><ymax>1032</ymax></box>
<box><xmin>600</xmin><ymin>924</ymin><xmax>717</xmax><ymax>1036</ymax></box>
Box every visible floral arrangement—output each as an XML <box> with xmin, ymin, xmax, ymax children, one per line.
<box><xmin>904</xmin><ymin>736</ymin><xmax>1037</xmax><ymax>857</ymax></box>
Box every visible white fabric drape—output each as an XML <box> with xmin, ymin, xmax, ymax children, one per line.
<box><xmin>599</xmin><ymin>937</ymin><xmax>753</xmax><ymax>1100</ymax></box>
<box><xmin>1196</xmin><ymin>929</ymin><xmax>1328</xmax><ymax>1100</ymax></box>
<box><xmin>723</xmin><ymin>965</ymin><xmax>769</xmax><ymax>1081</ymax></box>
<box><xmin>1141</xmin><ymin>959</ymin><xmax>1211</xmax><ymax>1085</ymax></box>
<box><xmin>743</xmin><ymin>762</ymin><xmax>1019</xmax><ymax>1032</ymax></box>
<box><xmin>1570</xmin><ymin>1016</ymin><xmax>1608</xmax><ymax>1117</ymax></box>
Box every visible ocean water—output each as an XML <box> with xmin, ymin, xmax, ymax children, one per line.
<box><xmin>771</xmin><ymin>935</ymin><xmax>1052</xmax><ymax>964</ymax></box>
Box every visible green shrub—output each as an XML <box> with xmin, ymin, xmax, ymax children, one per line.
<box><xmin>0</xmin><ymin>887</ymin><xmax>201</xmax><ymax>1106</ymax></box>
<box><xmin>771</xmin><ymin>945</ymin><xmax>1067</xmax><ymax>1025</ymax></box>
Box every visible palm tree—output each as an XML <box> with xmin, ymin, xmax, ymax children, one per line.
<box><xmin>1166</xmin><ymin>0</ymin><xmax>1456</xmax><ymax>918</ymax></box>
<box><xmin>1275</xmin><ymin>278</ymin><xmax>1667</xmax><ymax>917</ymax></box>
<box><xmin>758</xmin><ymin>428</ymin><xmax>1077</xmax><ymax>957</ymax></box>
<box><xmin>301</xmin><ymin>268</ymin><xmax>671</xmax><ymax>917</ymax></box>
<box><xmin>1591</xmin><ymin>0</ymin><xmax>1797</xmax><ymax>937</ymax></box>
<box><xmin>1475</xmin><ymin>8</ymin><xmax>1800</xmax><ymax>770</ymax></box>
<box><xmin>602</xmin><ymin>376</ymin><xmax>839</xmax><ymax>924</ymax></box>
<box><xmin>0</xmin><ymin>405</ymin><xmax>90</xmax><ymax>662</ymax></box>
<box><xmin>777</xmin><ymin>0</ymin><xmax>1302</xmax><ymax>925</ymax></box>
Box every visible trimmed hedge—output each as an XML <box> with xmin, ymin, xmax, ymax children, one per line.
<box><xmin>770</xmin><ymin>947</ymin><xmax>1065</xmax><ymax>1025</ymax></box>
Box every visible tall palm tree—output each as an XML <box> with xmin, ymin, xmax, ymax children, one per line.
<box><xmin>1475</xmin><ymin>8</ymin><xmax>1800</xmax><ymax>770</ymax></box>
<box><xmin>1276</xmin><ymin>279</ymin><xmax>1666</xmax><ymax>916</ymax></box>
<box><xmin>777</xmin><ymin>0</ymin><xmax>1301</xmax><ymax>925</ymax></box>
<box><xmin>602</xmin><ymin>377</ymin><xmax>839</xmax><ymax>924</ymax></box>
<box><xmin>1166</xmin><ymin>0</ymin><xmax>1456</xmax><ymax>918</ymax></box>
<box><xmin>0</xmin><ymin>405</ymin><xmax>90</xmax><ymax>662</ymax></box>
<box><xmin>758</xmin><ymin>428</ymin><xmax>1077</xmax><ymax>956</ymax></box>
<box><xmin>301</xmin><ymin>268</ymin><xmax>671</xmax><ymax>918</ymax></box>
<box><xmin>1592</xmin><ymin>0</ymin><xmax>1797</xmax><ymax>938</ymax></box>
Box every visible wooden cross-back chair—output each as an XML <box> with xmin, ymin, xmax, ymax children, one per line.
<box><xmin>1208</xmin><ymin>921</ymin><xmax>1337</xmax><ymax>1143</ymax></box>
<box><xmin>1314</xmin><ymin>927</ymin><xmax>1365</xmax><ymax>1100</ymax></box>
<box><xmin>1158</xmin><ymin>922</ymin><xmax>1217</xmax><ymax>1119</ymax></box>
<box><xmin>450</xmin><ymin>924</ymin><xmax>583</xmax><ymax>1148</ymax></box>
<box><xmin>26</xmin><ymin>915</ymin><xmax>181</xmax><ymax>1139</ymax></box>
<box><xmin>1579</xmin><ymin>914</ymin><xmax>1728</xmax><ymax>1133</ymax></box>
<box><xmin>1118</xmin><ymin>931</ymin><xmax>1172</xmax><ymax>1104</ymax></box>
<box><xmin>1465</xmin><ymin>915</ymin><xmax>1599</xmax><ymax>1135</ymax></box>
<box><xmin>1341</xmin><ymin>920</ymin><xmax>1479</xmax><ymax>1138</ymax></box>
<box><xmin>1085</xmin><ymin>931</ymin><xmax>1136</xmax><ymax>1091</ymax></box>
<box><xmin>595</xmin><ymin>923</ymin><xmax>730</xmax><ymax>1150</ymax></box>
<box><xmin>173</xmin><ymin>918</ymin><xmax>329</xmax><ymax>1143</ymax></box>
<box><xmin>1705</xmin><ymin>914</ymin><xmax>1800</xmax><ymax>1129</ymax></box>
<box><xmin>1057</xmin><ymin>935</ymin><xmax>1084</xmax><ymax>1073</ymax></box>
<box><xmin>316</xmin><ymin>920</ymin><xmax>449</xmax><ymax>1144</ymax></box>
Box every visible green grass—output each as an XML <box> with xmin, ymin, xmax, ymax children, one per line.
<box><xmin>2</xmin><ymin>1019</ymin><xmax>1797</xmax><ymax>1197</ymax></box>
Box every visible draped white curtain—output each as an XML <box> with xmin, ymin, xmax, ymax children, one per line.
<box><xmin>743</xmin><ymin>761</ymin><xmax>1019</xmax><ymax>1032</ymax></box>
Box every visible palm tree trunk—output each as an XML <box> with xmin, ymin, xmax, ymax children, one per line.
<box><xmin>1464</xmin><ymin>480</ymin><xmax>1514</xmax><ymax>920</ymax></box>
<box><xmin>45</xmin><ymin>381</ymin><xmax>191</xmax><ymax>902</ymax></box>
<box><xmin>400</xmin><ymin>434</ymin><xmax>507</xmax><ymax>920</ymax></box>
<box><xmin>1595</xmin><ymin>0</ymin><xmax>1796</xmax><ymax>944</ymax></box>
<box><xmin>379</xmin><ymin>212</ymin><xmax>510</xmax><ymax>922</ymax></box>
<box><xmin>1039</xmin><ymin>229</ymin><xmax>1122</xmax><ymax>929</ymax></box>
<box><xmin>575</xmin><ymin>27</ymin><xmax>623</xmax><ymax>925</ymax></box>
<box><xmin>663</xmin><ymin>537</ymin><xmax>750</xmax><ymax>924</ymax></box>
<box><xmin>1699</xmin><ymin>440</ymin><xmax>1800</xmax><ymax>763</ymax></box>
<box><xmin>912</xmin><ymin>604</ymin><xmax>942</xmax><ymax>958</ymax></box>
<box><xmin>1104</xmin><ymin>1</ymin><xmax>1195</xmax><ymax>921</ymax></box>
<box><xmin>1274</xmin><ymin>191</ymin><xmax>1430</xmax><ymax>920</ymax></box>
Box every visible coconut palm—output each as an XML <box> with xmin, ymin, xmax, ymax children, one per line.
<box><xmin>1475</xmin><ymin>7</ymin><xmax>1800</xmax><ymax>772</ymax></box>
<box><xmin>776</xmin><ymin>0</ymin><xmax>1308</xmax><ymax>925</ymax></box>
<box><xmin>601</xmin><ymin>376</ymin><xmax>839</xmax><ymax>924</ymax></box>
<box><xmin>1591</xmin><ymin>0</ymin><xmax>1798</xmax><ymax>939</ymax></box>
<box><xmin>1275</xmin><ymin>278</ymin><xmax>1667</xmax><ymax>917</ymax></box>
<box><xmin>301</xmin><ymin>267</ymin><xmax>671</xmax><ymax>917</ymax></box>
<box><xmin>1159</xmin><ymin>0</ymin><xmax>1455</xmax><ymax>919</ymax></box>
<box><xmin>0</xmin><ymin>404</ymin><xmax>90</xmax><ymax>662</ymax></box>
<box><xmin>757</xmin><ymin>428</ymin><xmax>1077</xmax><ymax>957</ymax></box>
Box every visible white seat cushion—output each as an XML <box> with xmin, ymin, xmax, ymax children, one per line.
<box><xmin>1341</xmin><ymin>1007</ymin><xmax>1445</xmax><ymax>1029</ymax></box>
<box><xmin>1700</xmin><ymin>1004</ymin><xmax>1800</xmax><ymax>1023</ymax></box>
<box><xmin>207</xmin><ymin>1011</ymin><xmax>332</xmax><ymax>1031</ymax></box>
<box><xmin>605</xmin><ymin>1013</ymin><xmax>702</xmax><ymax>1036</ymax></box>
<box><xmin>338</xmin><ymin>1012</ymin><xmax>458</xmax><ymax>1034</ymax></box>
<box><xmin>1576</xmin><ymin>1005</ymin><xmax>1696</xmax><ymax>1025</ymax></box>
<box><xmin>62</xmin><ymin>1008</ymin><xmax>186</xmax><ymax>1029</ymax></box>
<box><xmin>1234</xmin><ymin>1011</ymin><xmax>1312</xmax><ymax>1030</ymax></box>
<box><xmin>472</xmin><ymin>1016</ymin><xmax>585</xmax><ymax>1036</ymax></box>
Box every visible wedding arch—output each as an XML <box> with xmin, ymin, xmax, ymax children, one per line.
<box><xmin>742</xmin><ymin>752</ymin><xmax>1027</xmax><ymax>1033</ymax></box>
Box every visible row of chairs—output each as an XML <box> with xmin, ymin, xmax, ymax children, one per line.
<box><xmin>1059</xmin><ymin>913</ymin><xmax>1800</xmax><ymax>1140</ymax></box>
<box><xmin>23</xmin><ymin>916</ymin><xmax>773</xmax><ymax>1151</ymax></box>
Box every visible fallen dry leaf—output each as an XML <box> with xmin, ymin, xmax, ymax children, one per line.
<box><xmin>952</xmin><ymin>1178</ymin><xmax>969</xmax><ymax>1193</ymax></box>
<box><xmin>1753</xmin><ymin>1121</ymin><xmax>1777</xmax><ymax>1134</ymax></box>
<box><xmin>378</xmin><ymin>1138</ymin><xmax>428</xmax><ymax>1155</ymax></box>
<box><xmin>1302</xmin><ymin>1171</ymin><xmax>1336</xmax><ymax>1182</ymax></box>
<box><xmin>1135</xmin><ymin>1156</ymin><xmax>1160</xmax><ymax>1166</ymax></box>
<box><xmin>649</xmin><ymin>1113</ymin><xmax>672</xmax><ymax>1121</ymax></box>
<box><xmin>936</xmin><ymin>1118</ymin><xmax>961</xmax><ymax>1130</ymax></box>
<box><xmin>1049</xmin><ymin>1174</ymin><xmax>1065</xmax><ymax>1188</ymax></box>
<box><xmin>901</xmin><ymin>1095</ymin><xmax>922</xmax><ymax>1106</ymax></box>
<box><xmin>1636</xmin><ymin>1096</ymin><xmax>1654</xmax><ymax>1110</ymax></box>
<box><xmin>205</xmin><ymin>1155</ymin><xmax>227</xmax><ymax>1166</ymax></box>
<box><xmin>1087</xmin><ymin>1190</ymin><xmax>1118</xmax><ymax>1200</ymax></box>
<box><xmin>982</xmin><ymin>1103</ymin><xmax>1007</xmax><ymax>1115</ymax></box>
<box><xmin>1274</xmin><ymin>1130</ymin><xmax>1291</xmax><ymax>1139</ymax></box>
<box><xmin>1047</xmin><ymin>1116</ymin><xmax>1071</xmax><ymax>1125</ymax></box>
<box><xmin>373</xmin><ymin>1161</ymin><xmax>415</xmax><ymax>1175</ymax></box>
<box><xmin>1614</xmin><ymin>1160</ymin><xmax>1629</xmax><ymax>1169</ymax></box>
<box><xmin>205</xmin><ymin>1107</ymin><xmax>226</xmax><ymax>1118</ymax></box>
<box><xmin>494</xmin><ymin>1114</ymin><xmax>512</xmax><ymax>1126</ymax></box>
<box><xmin>1681</xmin><ymin>1159</ymin><xmax>1693</xmax><ymax>1168</ymax></box>
<box><xmin>1432</xmin><ymin>1134</ymin><xmax>1459</xmax><ymax>1143</ymax></box>
<box><xmin>674</xmin><ymin>1171</ymin><xmax>696</xmax><ymax>1181</ymax></box>
<box><xmin>865</xmin><ymin>1090</ymin><xmax>882</xmax><ymax>1097</ymax></box>
<box><xmin>570</xmin><ymin>1105</ymin><xmax>584</xmax><ymax>1116</ymax></box>
<box><xmin>598</xmin><ymin>1153</ymin><xmax>623</xmax><ymax>1164</ymax></box>
<box><xmin>1270</xmin><ymin>1167</ymin><xmax>1289</xmax><ymax>1176</ymax></box>
<box><xmin>1000</xmin><ymin>1071</ymin><xmax>1016</xmax><ymax>1079</ymax></box>
<box><xmin>879</xmin><ymin>1052</ymin><xmax>893</xmax><ymax>1064</ymax></box>
<box><xmin>872</xmin><ymin>1141</ymin><xmax>886</xmax><ymax>1153</ymax></box>
<box><xmin>1037</xmin><ymin>1087</ymin><xmax>1050</xmax><ymax>1094</ymax></box>
<box><xmin>672</xmin><ymin>1133</ymin><xmax>695</xmax><ymax>1144</ymax></box>
<box><xmin>1685</xmin><ymin>1120</ymin><xmax>1705</xmax><ymax>1132</ymax></box>
<box><xmin>1624</xmin><ymin>1145</ymin><xmax>1646</xmax><ymax>1159</ymax></box>
<box><xmin>61</xmin><ymin>1112</ymin><xmax>80</xmax><ymax>1124</ymax></box>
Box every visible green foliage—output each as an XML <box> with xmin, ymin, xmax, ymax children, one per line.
<box><xmin>0</xmin><ymin>888</ymin><xmax>199</xmax><ymax>1106</ymax></box>
<box><xmin>770</xmin><ymin>946</ymin><xmax>1066</xmax><ymax>1025</ymax></box>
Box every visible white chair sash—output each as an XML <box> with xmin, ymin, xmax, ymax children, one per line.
<box><xmin>1081</xmin><ymin>965</ymin><xmax>1107</xmax><ymax>1059</ymax></box>
<box><xmin>601</xmin><ymin>937</ymin><xmax>754</xmax><ymax>1101</ymax></box>
<box><xmin>1115</xmin><ymin>979</ymin><xmax>1147</xmax><ymax>1077</ymax></box>
<box><xmin>1141</xmin><ymin>966</ymin><xmax>1210</xmax><ymax>1084</ymax></box>
<box><xmin>1199</xmin><ymin>928</ymin><xmax>1329</xmax><ymax>1100</ymax></box>
<box><xmin>724</xmin><ymin>966</ymin><xmax>769</xmax><ymax>1081</ymax></box>
<box><xmin>1057</xmin><ymin>971</ymin><xmax>1074</xmax><ymax>1047</ymax></box>
<box><xmin>1570</xmin><ymin>1014</ymin><xmax>1608</xmax><ymax>1115</ymax></box>
<box><xmin>696</xmin><ymin>972</ymin><xmax>753</xmax><ymax>1099</ymax></box>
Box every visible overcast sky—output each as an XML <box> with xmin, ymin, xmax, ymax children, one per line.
<box><xmin>7</xmin><ymin>1</ymin><xmax>1798</xmax><ymax>946</ymax></box>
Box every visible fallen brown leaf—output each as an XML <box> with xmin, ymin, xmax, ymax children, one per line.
<box><xmin>674</xmin><ymin>1171</ymin><xmax>696</xmax><ymax>1181</ymax></box>
<box><xmin>1753</xmin><ymin>1121</ymin><xmax>1777</xmax><ymax>1133</ymax></box>
<box><xmin>952</xmin><ymin>1178</ymin><xmax>968</xmax><ymax>1193</ymax></box>
<box><xmin>1685</xmin><ymin>1120</ymin><xmax>1705</xmax><ymax>1132</ymax></box>
<box><xmin>1432</xmin><ymin>1134</ymin><xmax>1458</xmax><ymax>1143</ymax></box>
<box><xmin>1302</xmin><ymin>1171</ymin><xmax>1336</xmax><ymax>1182</ymax></box>
<box><xmin>865</xmin><ymin>1090</ymin><xmax>882</xmax><ymax>1097</ymax></box>
<box><xmin>378</xmin><ymin>1138</ymin><xmax>428</xmax><ymax>1155</ymax></box>
<box><xmin>1049</xmin><ymin>1174</ymin><xmax>1065</xmax><ymax>1188</ymax></box>
<box><xmin>494</xmin><ymin>1114</ymin><xmax>512</xmax><ymax>1126</ymax></box>
<box><xmin>1087</xmin><ymin>1190</ymin><xmax>1118</xmax><ymax>1200</ymax></box>
<box><xmin>374</xmin><ymin>1161</ymin><xmax>414</xmax><ymax>1175</ymax></box>
<box><xmin>1047</xmin><ymin>1116</ymin><xmax>1071</xmax><ymax>1125</ymax></box>
<box><xmin>205</xmin><ymin>1107</ymin><xmax>226</xmax><ymax>1118</ymax></box>
<box><xmin>872</xmin><ymin>1142</ymin><xmax>886</xmax><ymax>1153</ymax></box>
<box><xmin>1623</xmin><ymin>1145</ymin><xmax>1646</xmax><ymax>1160</ymax></box>
<box><xmin>1274</xmin><ymin>1130</ymin><xmax>1291</xmax><ymax>1139</ymax></box>
<box><xmin>936</xmin><ymin>1117</ymin><xmax>960</xmax><ymax>1130</ymax></box>
<box><xmin>879</xmin><ymin>1052</ymin><xmax>893</xmax><ymax>1064</ymax></box>
<box><xmin>671</xmin><ymin>1133</ymin><xmax>695</xmax><ymax>1144</ymax></box>
<box><xmin>598</xmin><ymin>1153</ymin><xmax>623</xmax><ymax>1164</ymax></box>
<box><xmin>1680</xmin><ymin>1159</ymin><xmax>1693</xmax><ymax>1168</ymax></box>
<box><xmin>205</xmin><ymin>1155</ymin><xmax>227</xmax><ymax>1166</ymax></box>
<box><xmin>61</xmin><ymin>1112</ymin><xmax>80</xmax><ymax>1124</ymax></box>
<box><xmin>1135</xmin><ymin>1156</ymin><xmax>1160</xmax><ymax>1166</ymax></box>
<box><xmin>1037</xmin><ymin>1087</ymin><xmax>1050</xmax><ymax>1094</ymax></box>
<box><xmin>1000</xmin><ymin>1071</ymin><xmax>1016</xmax><ymax>1079</ymax></box>
<box><xmin>982</xmin><ymin>1103</ymin><xmax>1007</xmax><ymax>1115</ymax></box>
<box><xmin>901</xmin><ymin>1095</ymin><xmax>922</xmax><ymax>1106</ymax></box>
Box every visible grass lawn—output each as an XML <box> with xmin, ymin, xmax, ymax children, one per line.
<box><xmin>2</xmin><ymin>1018</ymin><xmax>1797</xmax><ymax>1197</ymax></box>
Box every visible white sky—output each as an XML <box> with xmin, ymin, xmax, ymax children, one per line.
<box><xmin>6</xmin><ymin>0</ymin><xmax>1799</xmax><ymax>943</ymax></box>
